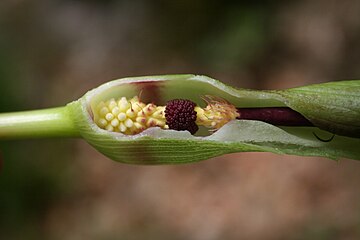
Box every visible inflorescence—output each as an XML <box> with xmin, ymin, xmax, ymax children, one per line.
<box><xmin>93</xmin><ymin>96</ymin><xmax>239</xmax><ymax>135</ymax></box>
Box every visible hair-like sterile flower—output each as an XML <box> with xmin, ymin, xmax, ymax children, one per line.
<box><xmin>195</xmin><ymin>96</ymin><xmax>239</xmax><ymax>130</ymax></box>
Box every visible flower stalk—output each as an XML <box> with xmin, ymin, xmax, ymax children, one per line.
<box><xmin>0</xmin><ymin>107</ymin><xmax>79</xmax><ymax>139</ymax></box>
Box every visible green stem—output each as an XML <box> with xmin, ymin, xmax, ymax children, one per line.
<box><xmin>0</xmin><ymin>106</ymin><xmax>80</xmax><ymax>139</ymax></box>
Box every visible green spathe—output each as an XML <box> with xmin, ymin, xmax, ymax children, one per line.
<box><xmin>278</xmin><ymin>80</ymin><xmax>360</xmax><ymax>138</ymax></box>
<box><xmin>65</xmin><ymin>75</ymin><xmax>360</xmax><ymax>164</ymax></box>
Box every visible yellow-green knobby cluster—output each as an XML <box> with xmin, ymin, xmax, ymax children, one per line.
<box><xmin>93</xmin><ymin>95</ymin><xmax>240</xmax><ymax>135</ymax></box>
<box><xmin>94</xmin><ymin>96</ymin><xmax>166</xmax><ymax>135</ymax></box>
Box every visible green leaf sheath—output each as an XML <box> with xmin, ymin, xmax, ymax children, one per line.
<box><xmin>276</xmin><ymin>80</ymin><xmax>360</xmax><ymax>138</ymax></box>
<box><xmin>0</xmin><ymin>107</ymin><xmax>79</xmax><ymax>139</ymax></box>
<box><xmin>65</xmin><ymin>75</ymin><xmax>360</xmax><ymax>163</ymax></box>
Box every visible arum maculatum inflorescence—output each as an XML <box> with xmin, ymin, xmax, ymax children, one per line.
<box><xmin>93</xmin><ymin>96</ymin><xmax>242</xmax><ymax>135</ymax></box>
<box><xmin>1</xmin><ymin>74</ymin><xmax>360</xmax><ymax>163</ymax></box>
<box><xmin>93</xmin><ymin>95</ymin><xmax>314</xmax><ymax>136</ymax></box>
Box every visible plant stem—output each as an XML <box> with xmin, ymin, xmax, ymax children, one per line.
<box><xmin>0</xmin><ymin>106</ymin><xmax>80</xmax><ymax>140</ymax></box>
<box><xmin>236</xmin><ymin>107</ymin><xmax>314</xmax><ymax>126</ymax></box>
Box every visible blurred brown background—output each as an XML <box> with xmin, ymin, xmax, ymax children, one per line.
<box><xmin>1</xmin><ymin>0</ymin><xmax>360</xmax><ymax>239</ymax></box>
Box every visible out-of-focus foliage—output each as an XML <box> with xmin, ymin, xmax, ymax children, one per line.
<box><xmin>1</xmin><ymin>0</ymin><xmax>360</xmax><ymax>239</ymax></box>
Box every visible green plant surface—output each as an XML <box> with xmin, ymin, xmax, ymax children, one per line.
<box><xmin>66</xmin><ymin>74</ymin><xmax>360</xmax><ymax>164</ymax></box>
<box><xmin>0</xmin><ymin>107</ymin><xmax>79</xmax><ymax>139</ymax></box>
<box><xmin>0</xmin><ymin>74</ymin><xmax>359</xmax><ymax>164</ymax></box>
<box><xmin>278</xmin><ymin>80</ymin><xmax>360</xmax><ymax>138</ymax></box>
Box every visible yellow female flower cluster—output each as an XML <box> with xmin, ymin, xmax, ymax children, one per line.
<box><xmin>94</xmin><ymin>96</ymin><xmax>166</xmax><ymax>135</ymax></box>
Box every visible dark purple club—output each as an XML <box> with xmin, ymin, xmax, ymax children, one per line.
<box><xmin>236</xmin><ymin>107</ymin><xmax>314</xmax><ymax>126</ymax></box>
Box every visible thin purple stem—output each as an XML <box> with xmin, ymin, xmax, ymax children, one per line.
<box><xmin>236</xmin><ymin>107</ymin><xmax>313</xmax><ymax>126</ymax></box>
